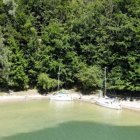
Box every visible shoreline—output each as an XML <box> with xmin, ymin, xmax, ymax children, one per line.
<box><xmin>0</xmin><ymin>89</ymin><xmax>48</xmax><ymax>102</ymax></box>
<box><xmin>80</xmin><ymin>95</ymin><xmax>140</xmax><ymax>112</ymax></box>
<box><xmin>0</xmin><ymin>89</ymin><xmax>140</xmax><ymax>111</ymax></box>
<box><xmin>0</xmin><ymin>94</ymin><xmax>48</xmax><ymax>102</ymax></box>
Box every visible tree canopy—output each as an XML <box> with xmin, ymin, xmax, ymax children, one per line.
<box><xmin>0</xmin><ymin>0</ymin><xmax>140</xmax><ymax>93</ymax></box>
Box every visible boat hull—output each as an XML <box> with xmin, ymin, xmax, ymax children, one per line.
<box><xmin>95</xmin><ymin>98</ymin><xmax>122</xmax><ymax>110</ymax></box>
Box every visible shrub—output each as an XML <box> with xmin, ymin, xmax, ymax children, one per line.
<box><xmin>37</xmin><ymin>73</ymin><xmax>58</xmax><ymax>92</ymax></box>
<box><xmin>76</xmin><ymin>65</ymin><xmax>103</xmax><ymax>93</ymax></box>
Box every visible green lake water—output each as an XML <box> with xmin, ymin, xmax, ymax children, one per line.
<box><xmin>0</xmin><ymin>100</ymin><xmax>140</xmax><ymax>140</ymax></box>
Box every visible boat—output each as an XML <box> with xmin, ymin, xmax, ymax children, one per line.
<box><xmin>95</xmin><ymin>67</ymin><xmax>122</xmax><ymax>110</ymax></box>
<box><xmin>49</xmin><ymin>91</ymin><xmax>73</xmax><ymax>101</ymax></box>
<box><xmin>95</xmin><ymin>96</ymin><xmax>122</xmax><ymax>110</ymax></box>
<box><xmin>49</xmin><ymin>66</ymin><xmax>73</xmax><ymax>101</ymax></box>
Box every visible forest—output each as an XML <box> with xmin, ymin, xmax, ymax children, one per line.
<box><xmin>0</xmin><ymin>0</ymin><xmax>140</xmax><ymax>94</ymax></box>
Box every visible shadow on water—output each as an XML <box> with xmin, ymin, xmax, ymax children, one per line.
<box><xmin>1</xmin><ymin>121</ymin><xmax>140</xmax><ymax>140</ymax></box>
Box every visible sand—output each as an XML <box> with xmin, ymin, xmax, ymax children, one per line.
<box><xmin>0</xmin><ymin>89</ymin><xmax>48</xmax><ymax>102</ymax></box>
<box><xmin>0</xmin><ymin>89</ymin><xmax>140</xmax><ymax>111</ymax></box>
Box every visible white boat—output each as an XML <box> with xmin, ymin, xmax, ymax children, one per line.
<box><xmin>49</xmin><ymin>91</ymin><xmax>73</xmax><ymax>101</ymax></box>
<box><xmin>95</xmin><ymin>97</ymin><xmax>122</xmax><ymax>110</ymax></box>
<box><xmin>49</xmin><ymin>66</ymin><xmax>73</xmax><ymax>101</ymax></box>
<box><xmin>95</xmin><ymin>67</ymin><xmax>122</xmax><ymax>110</ymax></box>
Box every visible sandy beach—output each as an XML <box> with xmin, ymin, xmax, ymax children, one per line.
<box><xmin>0</xmin><ymin>89</ymin><xmax>140</xmax><ymax>111</ymax></box>
<box><xmin>0</xmin><ymin>89</ymin><xmax>48</xmax><ymax>102</ymax></box>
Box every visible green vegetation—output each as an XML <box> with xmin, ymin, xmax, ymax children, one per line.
<box><xmin>0</xmin><ymin>0</ymin><xmax>140</xmax><ymax>93</ymax></box>
<box><xmin>37</xmin><ymin>73</ymin><xmax>58</xmax><ymax>92</ymax></box>
<box><xmin>76</xmin><ymin>65</ymin><xmax>103</xmax><ymax>93</ymax></box>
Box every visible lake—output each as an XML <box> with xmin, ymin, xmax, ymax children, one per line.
<box><xmin>0</xmin><ymin>100</ymin><xmax>140</xmax><ymax>140</ymax></box>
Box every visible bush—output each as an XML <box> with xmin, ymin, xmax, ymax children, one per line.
<box><xmin>76</xmin><ymin>65</ymin><xmax>103</xmax><ymax>93</ymax></box>
<box><xmin>37</xmin><ymin>73</ymin><xmax>58</xmax><ymax>92</ymax></box>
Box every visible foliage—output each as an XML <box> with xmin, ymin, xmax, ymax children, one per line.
<box><xmin>0</xmin><ymin>26</ymin><xmax>11</xmax><ymax>86</ymax></box>
<box><xmin>37</xmin><ymin>73</ymin><xmax>59</xmax><ymax>92</ymax></box>
<box><xmin>76</xmin><ymin>65</ymin><xmax>103</xmax><ymax>92</ymax></box>
<box><xmin>0</xmin><ymin>0</ymin><xmax>140</xmax><ymax>94</ymax></box>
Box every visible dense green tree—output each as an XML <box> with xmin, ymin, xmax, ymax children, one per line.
<box><xmin>0</xmin><ymin>26</ymin><xmax>11</xmax><ymax>86</ymax></box>
<box><xmin>76</xmin><ymin>65</ymin><xmax>103</xmax><ymax>93</ymax></box>
<box><xmin>7</xmin><ymin>36</ymin><xmax>29</xmax><ymax>89</ymax></box>
<box><xmin>0</xmin><ymin>0</ymin><xmax>139</xmax><ymax>94</ymax></box>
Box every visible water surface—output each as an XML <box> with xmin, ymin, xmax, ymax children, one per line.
<box><xmin>0</xmin><ymin>100</ymin><xmax>140</xmax><ymax>140</ymax></box>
